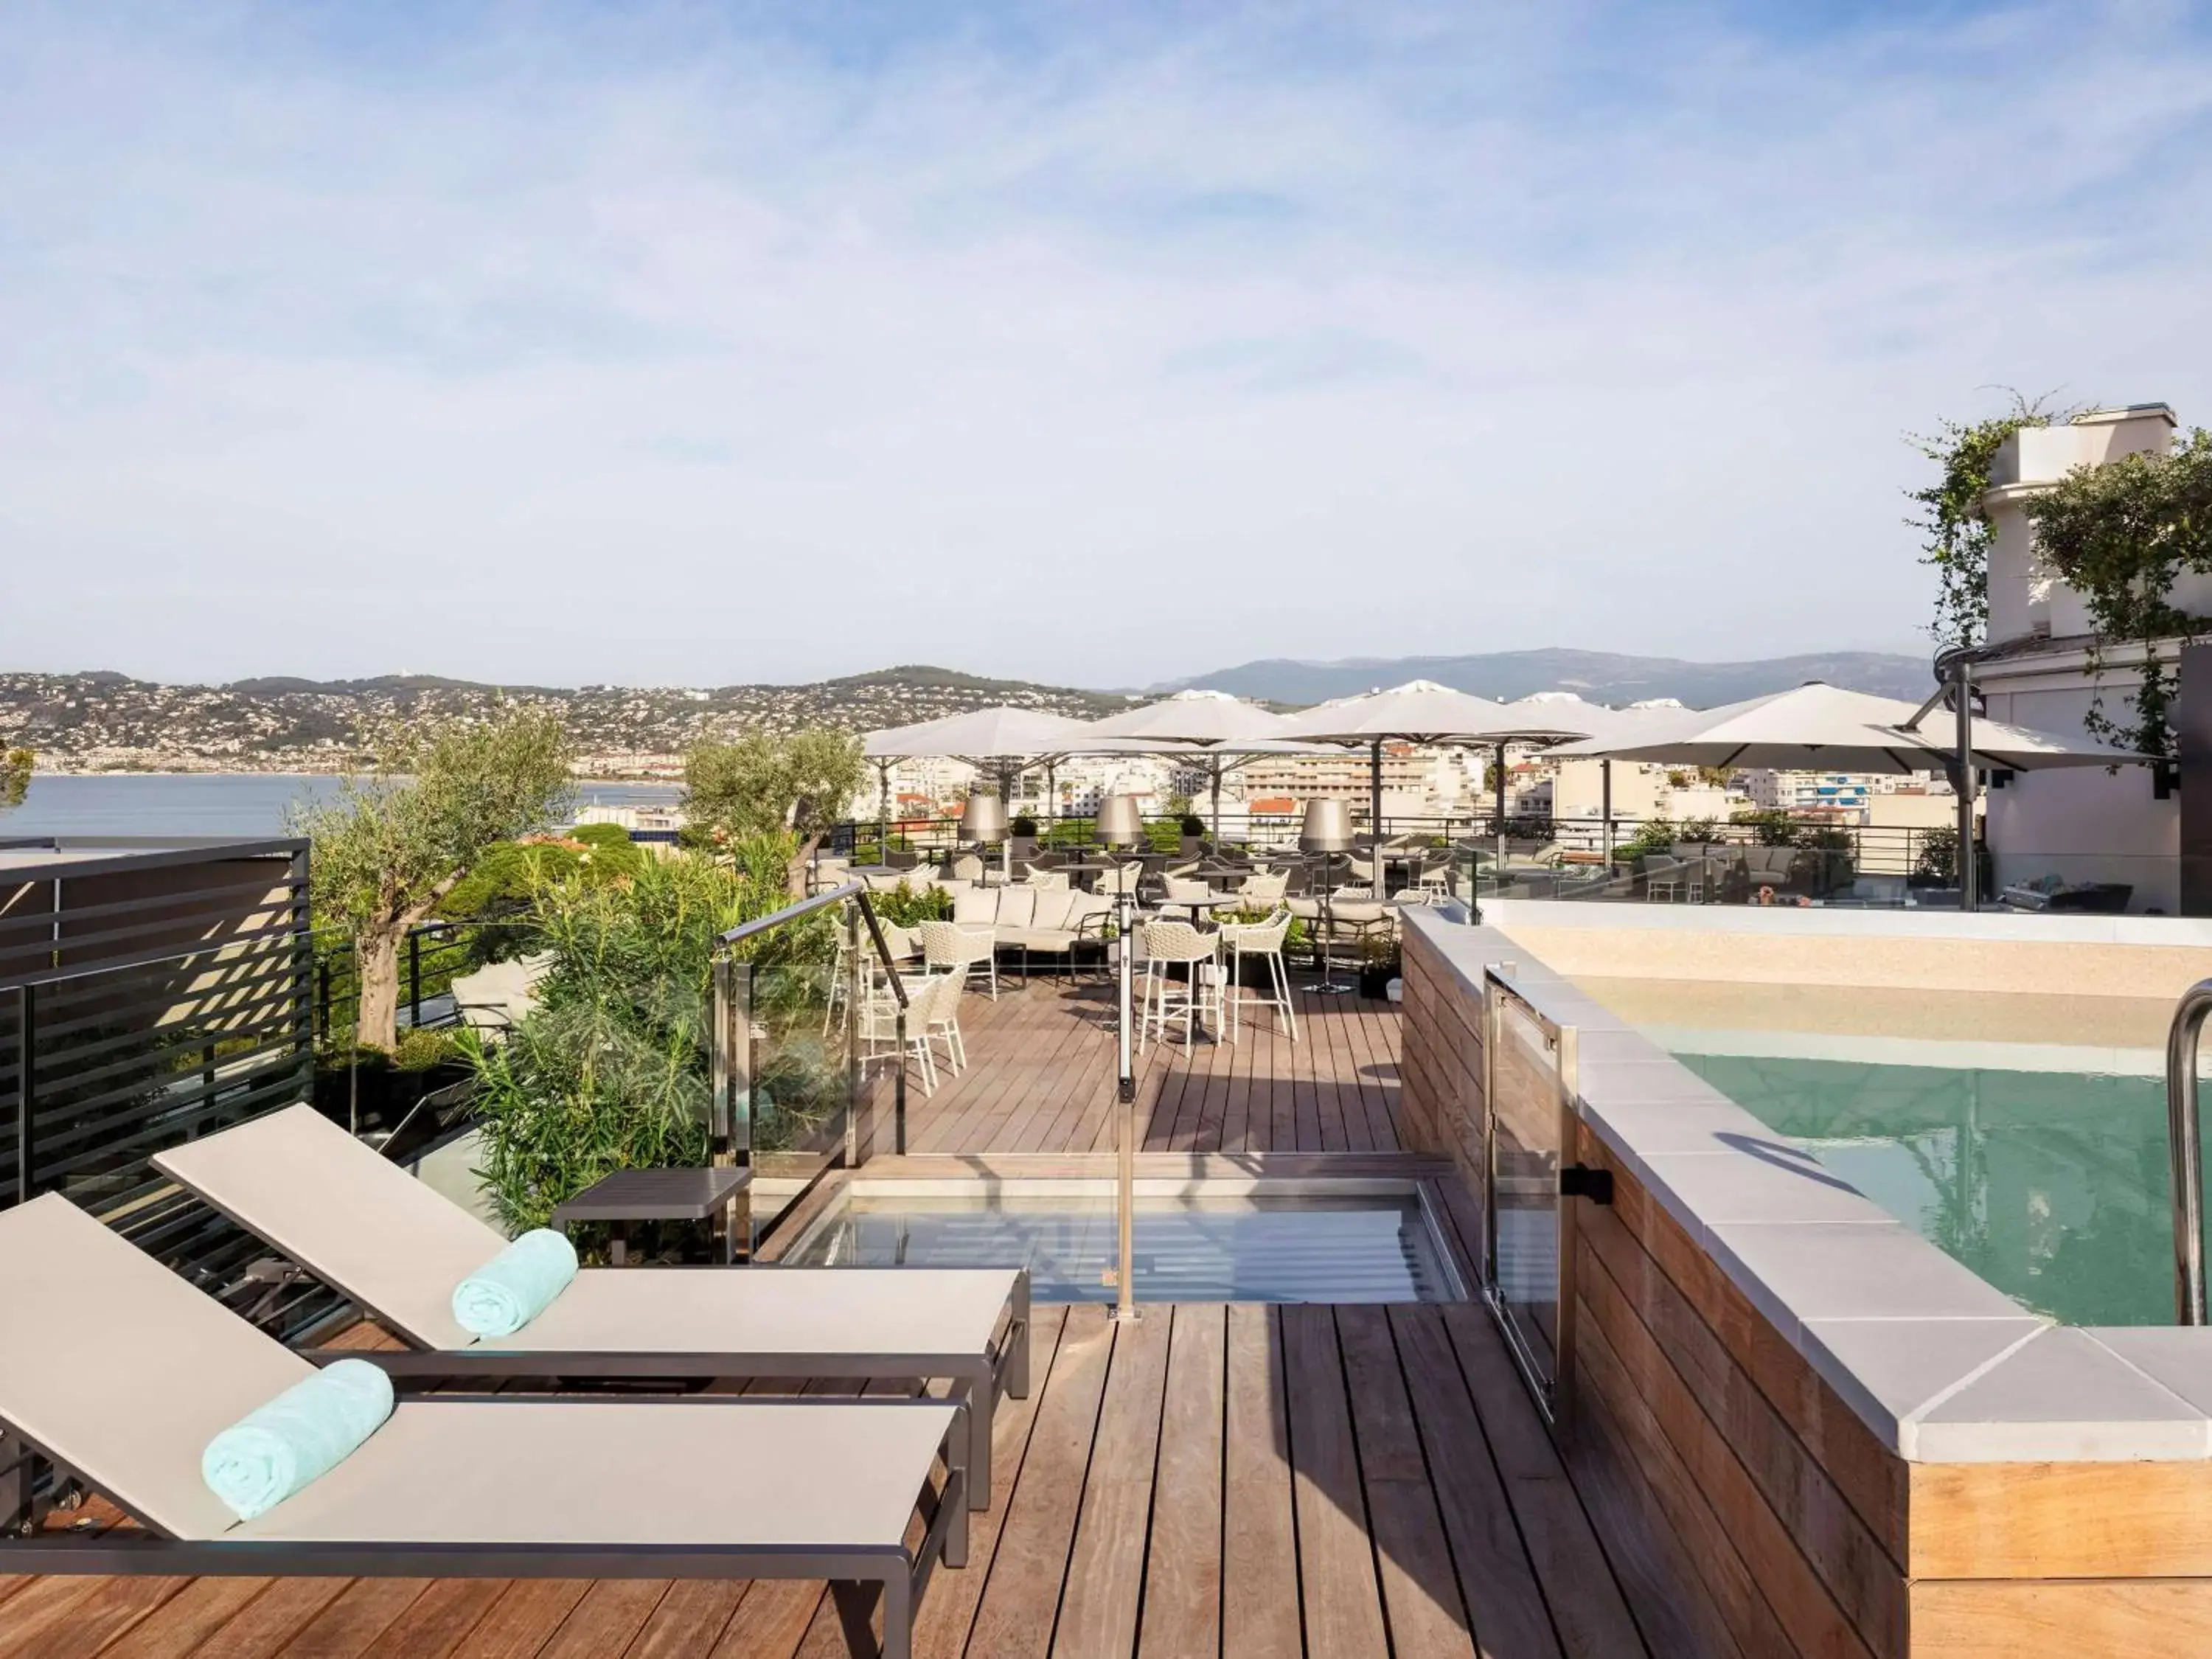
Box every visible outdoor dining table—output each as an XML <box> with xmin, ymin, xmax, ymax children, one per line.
<box><xmin>1152</xmin><ymin>891</ymin><xmax>1241</xmax><ymax>922</ymax></box>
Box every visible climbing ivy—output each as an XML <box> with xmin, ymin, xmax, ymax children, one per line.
<box><xmin>1905</xmin><ymin>395</ymin><xmax>2065</xmax><ymax>648</ymax></box>
<box><xmin>2027</xmin><ymin>427</ymin><xmax>2212</xmax><ymax>757</ymax></box>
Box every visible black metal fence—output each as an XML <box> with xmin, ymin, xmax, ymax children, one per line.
<box><xmin>0</xmin><ymin>926</ymin><xmax>340</xmax><ymax>1334</ymax></box>
<box><xmin>827</xmin><ymin>810</ymin><xmax>1982</xmax><ymax>905</ymax></box>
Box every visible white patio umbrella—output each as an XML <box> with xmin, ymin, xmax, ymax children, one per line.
<box><xmin>1545</xmin><ymin>681</ymin><xmax>2149</xmax><ymax>908</ymax></box>
<box><xmin>862</xmin><ymin>705</ymin><xmax>1155</xmax><ymax>873</ymax></box>
<box><xmin>1274</xmin><ymin>680</ymin><xmax>1521</xmax><ymax>837</ymax></box>
<box><xmin>1544</xmin><ymin>683</ymin><xmax>2146</xmax><ymax>773</ymax></box>
<box><xmin>1081</xmin><ymin>690</ymin><xmax>1318</xmax><ymax>838</ymax></box>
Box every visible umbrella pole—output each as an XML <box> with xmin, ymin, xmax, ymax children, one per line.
<box><xmin>1369</xmin><ymin>740</ymin><xmax>1383</xmax><ymax>850</ymax></box>
<box><xmin>1495</xmin><ymin>742</ymin><xmax>1508</xmax><ymax>866</ymax></box>
<box><xmin>1954</xmin><ymin>660</ymin><xmax>1977</xmax><ymax>911</ymax></box>
<box><xmin>1211</xmin><ymin>762</ymin><xmax>1223</xmax><ymax>845</ymax></box>
<box><xmin>1601</xmin><ymin>759</ymin><xmax>1613</xmax><ymax>864</ymax></box>
<box><xmin>877</xmin><ymin>762</ymin><xmax>891</xmax><ymax>862</ymax></box>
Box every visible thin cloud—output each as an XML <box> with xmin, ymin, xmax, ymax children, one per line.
<box><xmin>1</xmin><ymin>1</ymin><xmax>2208</xmax><ymax>686</ymax></box>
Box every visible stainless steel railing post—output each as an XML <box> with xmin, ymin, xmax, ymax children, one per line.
<box><xmin>1112</xmin><ymin>891</ymin><xmax>1138</xmax><ymax>1322</ymax></box>
<box><xmin>2167</xmin><ymin>979</ymin><xmax>2212</xmax><ymax>1324</ymax></box>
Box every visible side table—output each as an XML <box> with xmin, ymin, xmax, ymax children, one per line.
<box><xmin>549</xmin><ymin>1166</ymin><xmax>754</xmax><ymax>1265</ymax></box>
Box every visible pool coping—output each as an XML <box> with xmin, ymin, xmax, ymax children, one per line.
<box><xmin>1404</xmin><ymin>904</ymin><xmax>2212</xmax><ymax>1464</ymax></box>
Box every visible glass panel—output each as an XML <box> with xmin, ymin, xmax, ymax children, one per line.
<box><xmin>740</xmin><ymin>949</ymin><xmax>850</xmax><ymax>1237</ymax></box>
<box><xmin>1489</xmin><ymin>992</ymin><xmax>1563</xmax><ymax>1382</ymax></box>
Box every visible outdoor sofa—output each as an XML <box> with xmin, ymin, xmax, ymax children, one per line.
<box><xmin>946</xmin><ymin>883</ymin><xmax>1116</xmax><ymax>980</ymax></box>
<box><xmin>152</xmin><ymin>1105</ymin><xmax>1028</xmax><ymax>1507</ymax></box>
<box><xmin>0</xmin><ymin>1195</ymin><xmax>968</xmax><ymax>1659</ymax></box>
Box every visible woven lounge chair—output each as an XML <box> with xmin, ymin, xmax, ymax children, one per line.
<box><xmin>0</xmin><ymin>1196</ymin><xmax>968</xmax><ymax>1659</ymax></box>
<box><xmin>153</xmin><ymin>1106</ymin><xmax>1028</xmax><ymax>1507</ymax></box>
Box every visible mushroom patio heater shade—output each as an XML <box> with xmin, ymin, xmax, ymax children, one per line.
<box><xmin>959</xmin><ymin>791</ymin><xmax>1008</xmax><ymax>844</ymax></box>
<box><xmin>1096</xmin><ymin>794</ymin><xmax>1144</xmax><ymax>848</ymax></box>
<box><xmin>1299</xmin><ymin>798</ymin><xmax>1352</xmax><ymax>853</ymax></box>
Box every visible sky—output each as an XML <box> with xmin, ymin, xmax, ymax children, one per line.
<box><xmin>4</xmin><ymin>1</ymin><xmax>2211</xmax><ymax>692</ymax></box>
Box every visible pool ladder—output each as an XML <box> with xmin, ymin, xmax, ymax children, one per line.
<box><xmin>2167</xmin><ymin>978</ymin><xmax>2212</xmax><ymax>1324</ymax></box>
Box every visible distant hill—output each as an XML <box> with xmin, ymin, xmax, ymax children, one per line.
<box><xmin>1149</xmin><ymin>648</ymin><xmax>1934</xmax><ymax>707</ymax></box>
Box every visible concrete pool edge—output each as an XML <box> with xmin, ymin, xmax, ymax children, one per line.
<box><xmin>1400</xmin><ymin>904</ymin><xmax>2212</xmax><ymax>1465</ymax></box>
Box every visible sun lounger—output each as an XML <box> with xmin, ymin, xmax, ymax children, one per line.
<box><xmin>152</xmin><ymin>1105</ymin><xmax>1027</xmax><ymax>1509</ymax></box>
<box><xmin>0</xmin><ymin>1196</ymin><xmax>967</xmax><ymax>1659</ymax></box>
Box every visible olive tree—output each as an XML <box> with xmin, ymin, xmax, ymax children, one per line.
<box><xmin>296</xmin><ymin>706</ymin><xmax>573</xmax><ymax>1051</ymax></box>
<box><xmin>683</xmin><ymin>728</ymin><xmax>867</xmax><ymax>896</ymax></box>
<box><xmin>0</xmin><ymin>748</ymin><xmax>30</xmax><ymax>812</ymax></box>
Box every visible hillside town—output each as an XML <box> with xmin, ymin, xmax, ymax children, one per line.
<box><xmin>0</xmin><ymin>668</ymin><xmax>1124</xmax><ymax>777</ymax></box>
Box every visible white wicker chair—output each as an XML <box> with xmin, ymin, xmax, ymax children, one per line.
<box><xmin>917</xmin><ymin>918</ymin><xmax>999</xmax><ymax>999</ymax></box>
<box><xmin>1218</xmin><ymin>908</ymin><xmax>1296</xmax><ymax>1043</ymax></box>
<box><xmin>1138</xmin><ymin>919</ymin><xmax>1222</xmax><ymax>1051</ymax></box>
<box><xmin>919</xmin><ymin>967</ymin><xmax>967</xmax><ymax>1077</ymax></box>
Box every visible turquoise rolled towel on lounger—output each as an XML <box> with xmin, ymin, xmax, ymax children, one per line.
<box><xmin>201</xmin><ymin>1357</ymin><xmax>394</xmax><ymax>1521</ymax></box>
<box><xmin>451</xmin><ymin>1227</ymin><xmax>579</xmax><ymax>1338</ymax></box>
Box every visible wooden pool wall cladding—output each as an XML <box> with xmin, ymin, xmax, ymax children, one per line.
<box><xmin>1397</xmin><ymin>911</ymin><xmax>2212</xmax><ymax>1659</ymax></box>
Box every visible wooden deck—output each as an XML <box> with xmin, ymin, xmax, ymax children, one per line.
<box><xmin>867</xmin><ymin>975</ymin><xmax>1408</xmax><ymax>1158</ymax></box>
<box><xmin>0</xmin><ymin>1304</ymin><xmax>1650</xmax><ymax>1659</ymax></box>
<box><xmin>0</xmin><ymin>969</ymin><xmax>1660</xmax><ymax>1658</ymax></box>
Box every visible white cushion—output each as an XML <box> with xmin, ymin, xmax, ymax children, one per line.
<box><xmin>1029</xmin><ymin>888</ymin><xmax>1077</xmax><ymax>930</ymax></box>
<box><xmin>953</xmin><ymin>887</ymin><xmax>998</xmax><ymax>925</ymax></box>
<box><xmin>994</xmin><ymin>887</ymin><xmax>1037</xmax><ymax>928</ymax></box>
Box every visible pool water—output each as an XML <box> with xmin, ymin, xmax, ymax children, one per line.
<box><xmin>1671</xmin><ymin>1052</ymin><xmax>2205</xmax><ymax>1326</ymax></box>
<box><xmin>783</xmin><ymin>1192</ymin><xmax>1461</xmax><ymax>1304</ymax></box>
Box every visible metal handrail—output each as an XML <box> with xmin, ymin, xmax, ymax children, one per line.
<box><xmin>714</xmin><ymin>878</ymin><xmax>863</xmax><ymax>948</ymax></box>
<box><xmin>2167</xmin><ymin>978</ymin><xmax>2212</xmax><ymax>1324</ymax></box>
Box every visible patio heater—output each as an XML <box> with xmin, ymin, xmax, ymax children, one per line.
<box><xmin>1301</xmin><ymin>798</ymin><xmax>1354</xmax><ymax>994</ymax></box>
<box><xmin>1097</xmin><ymin>792</ymin><xmax>1142</xmax><ymax>1322</ymax></box>
<box><xmin>959</xmin><ymin>790</ymin><xmax>1009</xmax><ymax>886</ymax></box>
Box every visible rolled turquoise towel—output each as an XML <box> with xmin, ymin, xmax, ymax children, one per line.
<box><xmin>451</xmin><ymin>1227</ymin><xmax>579</xmax><ymax>1338</ymax></box>
<box><xmin>201</xmin><ymin>1358</ymin><xmax>394</xmax><ymax>1522</ymax></box>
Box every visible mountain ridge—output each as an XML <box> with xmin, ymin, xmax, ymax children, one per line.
<box><xmin>1145</xmin><ymin>647</ymin><xmax>1935</xmax><ymax>706</ymax></box>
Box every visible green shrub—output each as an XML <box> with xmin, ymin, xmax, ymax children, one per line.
<box><xmin>465</xmin><ymin>843</ymin><xmax>835</xmax><ymax>1231</ymax></box>
<box><xmin>1729</xmin><ymin>809</ymin><xmax>1798</xmax><ymax>847</ymax></box>
<box><xmin>870</xmin><ymin>880</ymin><xmax>953</xmax><ymax>928</ymax></box>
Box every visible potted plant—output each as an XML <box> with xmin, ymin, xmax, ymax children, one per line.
<box><xmin>1357</xmin><ymin>931</ymin><xmax>1402</xmax><ymax>999</ymax></box>
<box><xmin>1178</xmin><ymin>812</ymin><xmax>1207</xmax><ymax>858</ymax></box>
<box><xmin>1009</xmin><ymin>813</ymin><xmax>1040</xmax><ymax>863</ymax></box>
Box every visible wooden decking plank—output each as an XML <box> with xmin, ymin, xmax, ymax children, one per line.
<box><xmin>912</xmin><ymin>1307</ymin><xmax>1074</xmax><ymax>1659</ymax></box>
<box><xmin>353</xmin><ymin>1579</ymin><xmax>511</xmax><ymax>1659</ymax></box>
<box><xmin>1334</xmin><ymin>1307</ymin><xmax>1476</xmax><ymax>1659</ymax></box>
<box><xmin>1279</xmin><ymin>1304</ymin><xmax>1389</xmax><ymax>1659</ymax></box>
<box><xmin>443</xmin><ymin>1582</ymin><xmax>592</xmax><ymax>1659</ymax></box>
<box><xmin>1221</xmin><ymin>1306</ymin><xmax>1301</xmax><ymax>1659</ymax></box>
<box><xmin>1135</xmin><ymin>1305</ymin><xmax>1225</xmax><ymax>1659</ymax></box>
<box><xmin>173</xmin><ymin>1579</ymin><xmax>352</xmax><ymax>1659</ymax></box>
<box><xmin>1440</xmin><ymin>1305</ymin><xmax>1654</xmax><ymax>1659</ymax></box>
<box><xmin>272</xmin><ymin>1577</ymin><xmax>434</xmax><ymax>1658</ymax></box>
<box><xmin>0</xmin><ymin>1578</ymin><xmax>104</xmax><ymax>1657</ymax></box>
<box><xmin>1289</xmin><ymin>998</ymin><xmax>1324</xmax><ymax>1152</ymax></box>
<box><xmin>1387</xmin><ymin>1306</ymin><xmax>1566</xmax><ymax>1659</ymax></box>
<box><xmin>1</xmin><ymin>1576</ymin><xmax>184</xmax><ymax>1659</ymax></box>
<box><xmin>964</xmin><ymin>1304</ymin><xmax>1116</xmax><ymax>1659</ymax></box>
<box><xmin>94</xmin><ymin>1578</ymin><xmax>276</xmax><ymax>1659</ymax></box>
<box><xmin>1051</xmin><ymin>1305</ymin><xmax>1171</xmax><ymax>1658</ymax></box>
<box><xmin>614</xmin><ymin>1581</ymin><xmax>743</xmax><ymax>1659</ymax></box>
<box><xmin>535</xmin><ymin>1584</ymin><xmax>670</xmax><ymax>1659</ymax></box>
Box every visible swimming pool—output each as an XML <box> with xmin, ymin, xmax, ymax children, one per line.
<box><xmin>1576</xmin><ymin>975</ymin><xmax>2200</xmax><ymax>1326</ymax></box>
<box><xmin>782</xmin><ymin>1189</ymin><xmax>1464</xmax><ymax>1304</ymax></box>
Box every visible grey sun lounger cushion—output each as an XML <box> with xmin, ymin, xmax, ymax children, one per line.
<box><xmin>0</xmin><ymin>1196</ymin><xmax>961</xmax><ymax>1549</ymax></box>
<box><xmin>154</xmin><ymin>1105</ymin><xmax>1018</xmax><ymax>1357</ymax></box>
